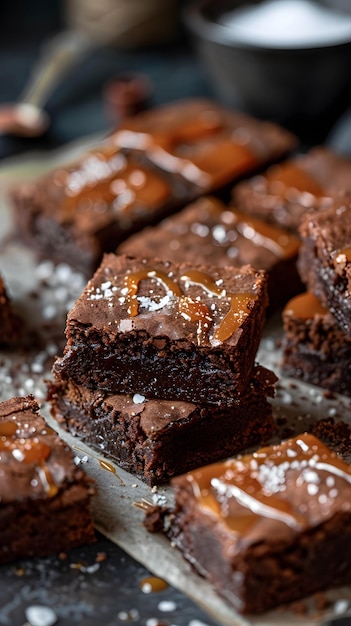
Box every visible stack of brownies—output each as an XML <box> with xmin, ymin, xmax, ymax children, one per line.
<box><xmin>281</xmin><ymin>197</ymin><xmax>351</xmax><ymax>396</ymax></box>
<box><xmin>48</xmin><ymin>253</ymin><xmax>278</xmax><ymax>485</ymax></box>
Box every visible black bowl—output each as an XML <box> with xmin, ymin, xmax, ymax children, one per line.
<box><xmin>185</xmin><ymin>0</ymin><xmax>351</xmax><ymax>140</ymax></box>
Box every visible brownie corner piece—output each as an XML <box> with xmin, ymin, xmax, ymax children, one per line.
<box><xmin>0</xmin><ymin>394</ymin><xmax>95</xmax><ymax>564</ymax></box>
<box><xmin>169</xmin><ymin>433</ymin><xmax>351</xmax><ymax>613</ymax></box>
<box><xmin>55</xmin><ymin>254</ymin><xmax>268</xmax><ymax>404</ymax></box>
<box><xmin>298</xmin><ymin>198</ymin><xmax>351</xmax><ymax>334</ymax></box>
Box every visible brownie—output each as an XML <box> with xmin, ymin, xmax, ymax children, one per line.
<box><xmin>11</xmin><ymin>144</ymin><xmax>195</xmax><ymax>276</ymax></box>
<box><xmin>113</xmin><ymin>98</ymin><xmax>297</xmax><ymax>191</ymax></box>
<box><xmin>281</xmin><ymin>292</ymin><xmax>351</xmax><ymax>396</ymax></box>
<box><xmin>298</xmin><ymin>198</ymin><xmax>351</xmax><ymax>334</ymax></box>
<box><xmin>233</xmin><ymin>147</ymin><xmax>351</xmax><ymax>233</ymax></box>
<box><xmin>53</xmin><ymin>254</ymin><xmax>268</xmax><ymax>405</ymax></box>
<box><xmin>118</xmin><ymin>196</ymin><xmax>302</xmax><ymax>312</ymax></box>
<box><xmin>47</xmin><ymin>365</ymin><xmax>277</xmax><ymax>486</ymax></box>
<box><xmin>0</xmin><ymin>274</ymin><xmax>21</xmax><ymax>346</ymax></box>
<box><xmin>167</xmin><ymin>433</ymin><xmax>351</xmax><ymax>614</ymax></box>
<box><xmin>0</xmin><ymin>395</ymin><xmax>95</xmax><ymax>564</ymax></box>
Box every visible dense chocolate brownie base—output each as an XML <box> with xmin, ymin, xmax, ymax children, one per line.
<box><xmin>55</xmin><ymin>255</ymin><xmax>268</xmax><ymax>404</ymax></box>
<box><xmin>298</xmin><ymin>201</ymin><xmax>351</xmax><ymax>335</ymax></box>
<box><xmin>0</xmin><ymin>275</ymin><xmax>21</xmax><ymax>346</ymax></box>
<box><xmin>0</xmin><ymin>395</ymin><xmax>95</xmax><ymax>564</ymax></box>
<box><xmin>167</xmin><ymin>434</ymin><xmax>351</xmax><ymax>614</ymax></box>
<box><xmin>233</xmin><ymin>147</ymin><xmax>351</xmax><ymax>233</ymax></box>
<box><xmin>119</xmin><ymin>197</ymin><xmax>303</xmax><ymax>313</ymax></box>
<box><xmin>281</xmin><ymin>292</ymin><xmax>351</xmax><ymax>396</ymax></box>
<box><xmin>47</xmin><ymin>365</ymin><xmax>276</xmax><ymax>485</ymax></box>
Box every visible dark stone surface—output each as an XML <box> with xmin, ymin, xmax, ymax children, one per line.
<box><xmin>0</xmin><ymin>532</ymin><xmax>219</xmax><ymax>626</ymax></box>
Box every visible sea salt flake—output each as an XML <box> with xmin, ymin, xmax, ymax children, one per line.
<box><xmin>133</xmin><ymin>394</ymin><xmax>145</xmax><ymax>404</ymax></box>
<box><xmin>25</xmin><ymin>605</ymin><xmax>57</xmax><ymax>626</ymax></box>
<box><xmin>334</xmin><ymin>599</ymin><xmax>350</xmax><ymax>615</ymax></box>
<box><xmin>307</xmin><ymin>483</ymin><xmax>319</xmax><ymax>496</ymax></box>
<box><xmin>158</xmin><ymin>601</ymin><xmax>177</xmax><ymax>612</ymax></box>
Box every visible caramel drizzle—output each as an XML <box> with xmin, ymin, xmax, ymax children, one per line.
<box><xmin>0</xmin><ymin>424</ymin><xmax>58</xmax><ymax>497</ymax></box>
<box><xmin>73</xmin><ymin>444</ymin><xmax>125</xmax><ymax>486</ymax></box>
<box><xmin>266</xmin><ymin>162</ymin><xmax>325</xmax><ymax>197</ymax></box>
<box><xmin>59</xmin><ymin>147</ymin><xmax>170</xmax><ymax>219</ymax></box>
<box><xmin>140</xmin><ymin>576</ymin><xmax>169</xmax><ymax>593</ymax></box>
<box><xmin>123</xmin><ymin>268</ymin><xmax>256</xmax><ymax>343</ymax></box>
<box><xmin>284</xmin><ymin>292</ymin><xmax>328</xmax><ymax>319</ymax></box>
<box><xmin>189</xmin><ymin>434</ymin><xmax>351</xmax><ymax>534</ymax></box>
<box><xmin>0</xmin><ymin>420</ymin><xmax>17</xmax><ymax>437</ymax></box>
<box><xmin>232</xmin><ymin>209</ymin><xmax>300</xmax><ymax>259</ymax></box>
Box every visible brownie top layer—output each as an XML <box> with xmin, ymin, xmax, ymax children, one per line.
<box><xmin>11</xmin><ymin>144</ymin><xmax>186</xmax><ymax>234</ymax></box>
<box><xmin>232</xmin><ymin>147</ymin><xmax>351</xmax><ymax>234</ymax></box>
<box><xmin>0</xmin><ymin>395</ymin><xmax>91</xmax><ymax>503</ymax></box>
<box><xmin>113</xmin><ymin>98</ymin><xmax>297</xmax><ymax>189</ymax></box>
<box><xmin>119</xmin><ymin>196</ymin><xmax>300</xmax><ymax>270</ymax></box>
<box><xmin>173</xmin><ymin>433</ymin><xmax>351</xmax><ymax>549</ymax></box>
<box><xmin>67</xmin><ymin>253</ymin><xmax>267</xmax><ymax>348</ymax></box>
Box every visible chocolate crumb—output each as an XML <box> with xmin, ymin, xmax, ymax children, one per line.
<box><xmin>144</xmin><ymin>506</ymin><xmax>169</xmax><ymax>533</ymax></box>
<box><xmin>310</xmin><ymin>418</ymin><xmax>351</xmax><ymax>458</ymax></box>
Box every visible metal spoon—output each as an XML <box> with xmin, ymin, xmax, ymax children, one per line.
<box><xmin>0</xmin><ymin>30</ymin><xmax>92</xmax><ymax>138</ymax></box>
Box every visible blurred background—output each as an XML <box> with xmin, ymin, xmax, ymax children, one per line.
<box><xmin>0</xmin><ymin>0</ymin><xmax>211</xmax><ymax>157</ymax></box>
<box><xmin>0</xmin><ymin>0</ymin><xmax>351</xmax><ymax>158</ymax></box>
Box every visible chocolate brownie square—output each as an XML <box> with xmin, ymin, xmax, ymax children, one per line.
<box><xmin>167</xmin><ymin>433</ymin><xmax>351</xmax><ymax>613</ymax></box>
<box><xmin>281</xmin><ymin>292</ymin><xmax>351</xmax><ymax>396</ymax></box>
<box><xmin>11</xmin><ymin>144</ymin><xmax>195</xmax><ymax>276</ymax></box>
<box><xmin>298</xmin><ymin>199</ymin><xmax>351</xmax><ymax>334</ymax></box>
<box><xmin>118</xmin><ymin>196</ymin><xmax>302</xmax><ymax>312</ymax></box>
<box><xmin>53</xmin><ymin>254</ymin><xmax>268</xmax><ymax>405</ymax></box>
<box><xmin>0</xmin><ymin>275</ymin><xmax>21</xmax><ymax>347</ymax></box>
<box><xmin>47</xmin><ymin>365</ymin><xmax>277</xmax><ymax>486</ymax></box>
<box><xmin>0</xmin><ymin>395</ymin><xmax>95</xmax><ymax>564</ymax></box>
<box><xmin>233</xmin><ymin>147</ymin><xmax>351</xmax><ymax>232</ymax></box>
<box><xmin>113</xmin><ymin>98</ymin><xmax>297</xmax><ymax>191</ymax></box>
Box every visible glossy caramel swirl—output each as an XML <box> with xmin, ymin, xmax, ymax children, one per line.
<box><xmin>265</xmin><ymin>162</ymin><xmax>325</xmax><ymax>197</ymax></box>
<box><xmin>55</xmin><ymin>146</ymin><xmax>171</xmax><ymax>224</ymax></box>
<box><xmin>0</xmin><ymin>418</ymin><xmax>58</xmax><ymax>497</ymax></box>
<box><xmin>123</xmin><ymin>267</ymin><xmax>256</xmax><ymax>343</ymax></box>
<box><xmin>232</xmin><ymin>209</ymin><xmax>300</xmax><ymax>259</ymax></box>
<box><xmin>185</xmin><ymin>434</ymin><xmax>351</xmax><ymax>539</ymax></box>
<box><xmin>284</xmin><ymin>292</ymin><xmax>328</xmax><ymax>319</ymax></box>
